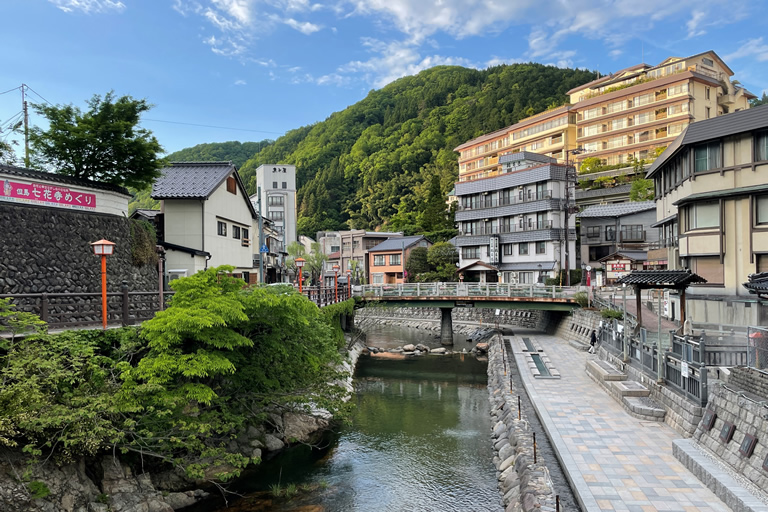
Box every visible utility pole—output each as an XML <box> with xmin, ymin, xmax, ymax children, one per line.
<box><xmin>21</xmin><ymin>84</ymin><xmax>30</xmax><ymax>168</ymax></box>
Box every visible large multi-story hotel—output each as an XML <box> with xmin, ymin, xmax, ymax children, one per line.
<box><xmin>569</xmin><ymin>51</ymin><xmax>753</xmax><ymax>168</ymax></box>
<box><xmin>452</xmin><ymin>50</ymin><xmax>753</xmax><ymax>282</ymax></box>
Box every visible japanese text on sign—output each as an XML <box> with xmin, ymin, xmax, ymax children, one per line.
<box><xmin>1</xmin><ymin>179</ymin><xmax>97</xmax><ymax>210</ymax></box>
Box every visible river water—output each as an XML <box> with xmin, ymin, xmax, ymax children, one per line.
<box><xmin>194</xmin><ymin>324</ymin><xmax>503</xmax><ymax>512</ymax></box>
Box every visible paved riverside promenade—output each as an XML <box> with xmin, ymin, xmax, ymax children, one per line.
<box><xmin>510</xmin><ymin>331</ymin><xmax>731</xmax><ymax>512</ymax></box>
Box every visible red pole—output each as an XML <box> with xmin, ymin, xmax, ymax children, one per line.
<box><xmin>334</xmin><ymin>272</ymin><xmax>338</xmax><ymax>302</ymax></box>
<box><xmin>298</xmin><ymin>271</ymin><xmax>303</xmax><ymax>295</ymax></box>
<box><xmin>101</xmin><ymin>254</ymin><xmax>107</xmax><ymax>330</ymax></box>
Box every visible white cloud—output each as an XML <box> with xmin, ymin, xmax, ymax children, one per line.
<box><xmin>282</xmin><ymin>18</ymin><xmax>322</xmax><ymax>34</ymax></box>
<box><xmin>234</xmin><ymin>79</ymin><xmax>247</xmax><ymax>85</ymax></box>
<box><xmin>609</xmin><ymin>49</ymin><xmax>623</xmax><ymax>58</ymax></box>
<box><xmin>48</xmin><ymin>0</ymin><xmax>125</xmax><ymax>14</ymax></box>
<box><xmin>685</xmin><ymin>9</ymin><xmax>707</xmax><ymax>38</ymax></box>
<box><xmin>724</xmin><ymin>38</ymin><xmax>768</xmax><ymax>62</ymax></box>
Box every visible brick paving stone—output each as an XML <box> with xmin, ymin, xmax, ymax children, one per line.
<box><xmin>510</xmin><ymin>331</ymin><xmax>730</xmax><ymax>512</ymax></box>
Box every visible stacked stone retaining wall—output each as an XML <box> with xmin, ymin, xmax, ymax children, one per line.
<box><xmin>487</xmin><ymin>335</ymin><xmax>558</xmax><ymax>511</ymax></box>
<box><xmin>0</xmin><ymin>203</ymin><xmax>157</xmax><ymax>296</ymax></box>
<box><xmin>553</xmin><ymin>309</ymin><xmax>601</xmax><ymax>349</ymax></box>
<box><xmin>727</xmin><ymin>367</ymin><xmax>768</xmax><ymax>398</ymax></box>
<box><xmin>355</xmin><ymin>305</ymin><xmax>550</xmax><ymax>332</ymax></box>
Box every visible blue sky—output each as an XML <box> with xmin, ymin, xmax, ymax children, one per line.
<box><xmin>1</xmin><ymin>0</ymin><xmax>767</xmax><ymax>157</ymax></box>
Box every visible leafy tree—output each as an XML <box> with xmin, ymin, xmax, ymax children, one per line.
<box><xmin>0</xmin><ymin>139</ymin><xmax>17</xmax><ymax>166</ymax></box>
<box><xmin>750</xmin><ymin>92</ymin><xmax>768</xmax><ymax>107</ymax></box>
<box><xmin>405</xmin><ymin>246</ymin><xmax>430</xmax><ymax>282</ymax></box>
<box><xmin>421</xmin><ymin>174</ymin><xmax>448</xmax><ymax>231</ymax></box>
<box><xmin>166</xmin><ymin>140</ymin><xmax>271</xmax><ymax>168</ymax></box>
<box><xmin>301</xmin><ymin>242</ymin><xmax>327</xmax><ymax>286</ymax></box>
<box><xmin>629</xmin><ymin>178</ymin><xmax>655</xmax><ymax>201</ymax></box>
<box><xmin>285</xmin><ymin>241</ymin><xmax>308</xmax><ymax>282</ymax></box>
<box><xmin>128</xmin><ymin>186</ymin><xmax>160</xmax><ymax>215</ymax></box>
<box><xmin>426</xmin><ymin>242</ymin><xmax>458</xmax><ymax>281</ymax></box>
<box><xmin>579</xmin><ymin>157</ymin><xmax>603</xmax><ymax>174</ymax></box>
<box><xmin>30</xmin><ymin>92</ymin><xmax>165</xmax><ymax>189</ymax></box>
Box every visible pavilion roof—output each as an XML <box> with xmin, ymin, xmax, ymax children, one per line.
<box><xmin>616</xmin><ymin>270</ymin><xmax>706</xmax><ymax>288</ymax></box>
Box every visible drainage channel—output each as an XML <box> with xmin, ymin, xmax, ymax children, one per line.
<box><xmin>503</xmin><ymin>337</ymin><xmax>581</xmax><ymax>512</ymax></box>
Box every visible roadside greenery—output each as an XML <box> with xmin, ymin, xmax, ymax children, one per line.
<box><xmin>406</xmin><ymin>242</ymin><xmax>458</xmax><ymax>282</ymax></box>
<box><xmin>0</xmin><ymin>268</ymin><xmax>350</xmax><ymax>482</ymax></box>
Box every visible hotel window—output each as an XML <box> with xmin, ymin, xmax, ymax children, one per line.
<box><xmin>232</xmin><ymin>226</ymin><xmax>241</xmax><ymax>239</ymax></box>
<box><xmin>687</xmin><ymin>201</ymin><xmax>719</xmax><ymax>229</ymax></box>
<box><xmin>633</xmin><ymin>93</ymin><xmax>654</xmax><ymax>107</ymax></box>
<box><xmin>272</xmin><ymin>181</ymin><xmax>278</xmax><ymax>188</ymax></box>
<box><xmin>691</xmin><ymin>256</ymin><xmax>724</xmax><ymax>285</ymax></box>
<box><xmin>606</xmin><ymin>100</ymin><xmax>626</xmax><ymax>114</ymax></box>
<box><xmin>389</xmin><ymin>254</ymin><xmax>401</xmax><ymax>266</ymax></box>
<box><xmin>583</xmin><ymin>124</ymin><xmax>601</xmax><ymax>137</ymax></box>
<box><xmin>535</xmin><ymin>241</ymin><xmax>546</xmax><ymax>254</ymax></box>
<box><xmin>611</xmin><ymin>119</ymin><xmax>625</xmax><ymax>131</ymax></box>
<box><xmin>217</xmin><ymin>221</ymin><xmax>227</xmax><ymax>236</ymax></box>
<box><xmin>706</xmin><ymin>107</ymin><xmax>711</xmax><ymax>119</ymax></box>
<box><xmin>583</xmin><ymin>107</ymin><xmax>602</xmax><ymax>120</ymax></box>
<box><xmin>268</xmin><ymin>195</ymin><xmax>284</xmax><ymax>206</ymax></box>
<box><xmin>462</xmin><ymin>247</ymin><xmax>480</xmax><ymax>259</ymax></box>
<box><xmin>668</xmin><ymin>83</ymin><xmax>689</xmax><ymax>96</ymax></box>
<box><xmin>269</xmin><ymin>211</ymin><xmax>284</xmax><ymax>221</ymax></box>
<box><xmin>374</xmin><ymin>255</ymin><xmax>385</xmax><ymax>266</ymax></box>
<box><xmin>282</xmin><ymin>182</ymin><xmax>287</xmax><ymax>189</ymax></box>
<box><xmin>503</xmin><ymin>244</ymin><xmax>514</xmax><ymax>256</ymax></box>
<box><xmin>519</xmin><ymin>242</ymin><xmax>529</xmax><ymax>255</ymax></box>
<box><xmin>756</xmin><ymin>195</ymin><xmax>768</xmax><ymax>225</ymax></box>
<box><xmin>706</xmin><ymin>87</ymin><xmax>711</xmax><ymax>100</ymax></box>
<box><xmin>519</xmin><ymin>272</ymin><xmax>534</xmax><ymax>284</ymax></box>
<box><xmin>583</xmin><ymin>142</ymin><xmax>600</xmax><ymax>153</ymax></box>
<box><xmin>694</xmin><ymin>141</ymin><xmax>720</xmax><ymax>172</ymax></box>
<box><xmin>756</xmin><ymin>130</ymin><xmax>768</xmax><ymax>161</ymax></box>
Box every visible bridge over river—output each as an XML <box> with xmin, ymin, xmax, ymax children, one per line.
<box><xmin>357</xmin><ymin>283</ymin><xmax>581</xmax><ymax>343</ymax></box>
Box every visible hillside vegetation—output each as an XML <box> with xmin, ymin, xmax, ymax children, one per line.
<box><xmin>132</xmin><ymin>64</ymin><xmax>596</xmax><ymax>233</ymax></box>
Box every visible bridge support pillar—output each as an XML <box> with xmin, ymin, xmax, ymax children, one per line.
<box><xmin>440</xmin><ymin>308</ymin><xmax>454</xmax><ymax>346</ymax></box>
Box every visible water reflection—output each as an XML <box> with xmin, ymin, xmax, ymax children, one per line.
<box><xmin>202</xmin><ymin>325</ymin><xmax>501</xmax><ymax>512</ymax></box>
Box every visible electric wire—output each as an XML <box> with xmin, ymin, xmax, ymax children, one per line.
<box><xmin>0</xmin><ymin>86</ymin><xmax>21</xmax><ymax>96</ymax></box>
<box><xmin>26</xmin><ymin>86</ymin><xmax>53</xmax><ymax>106</ymax></box>
<box><xmin>143</xmin><ymin>118</ymin><xmax>283</xmax><ymax>135</ymax></box>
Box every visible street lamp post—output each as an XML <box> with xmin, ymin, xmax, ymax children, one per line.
<box><xmin>295</xmin><ymin>257</ymin><xmax>305</xmax><ymax>295</ymax></box>
<box><xmin>347</xmin><ymin>269</ymin><xmax>352</xmax><ymax>298</ymax></box>
<box><xmin>90</xmin><ymin>239</ymin><xmax>116</xmax><ymax>330</ymax></box>
<box><xmin>333</xmin><ymin>264</ymin><xmax>340</xmax><ymax>302</ymax></box>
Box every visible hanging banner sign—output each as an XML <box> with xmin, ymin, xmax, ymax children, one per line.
<box><xmin>1</xmin><ymin>178</ymin><xmax>96</xmax><ymax>210</ymax></box>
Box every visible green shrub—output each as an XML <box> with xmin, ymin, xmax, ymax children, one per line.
<box><xmin>601</xmin><ymin>309</ymin><xmax>623</xmax><ymax>320</ymax></box>
<box><xmin>573</xmin><ymin>291</ymin><xmax>589</xmax><ymax>308</ymax></box>
<box><xmin>28</xmin><ymin>481</ymin><xmax>50</xmax><ymax>499</ymax></box>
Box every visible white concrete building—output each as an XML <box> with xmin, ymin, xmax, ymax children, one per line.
<box><xmin>250</xmin><ymin>164</ymin><xmax>297</xmax><ymax>253</ymax></box>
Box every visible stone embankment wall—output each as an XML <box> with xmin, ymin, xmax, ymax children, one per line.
<box><xmin>553</xmin><ymin>308</ymin><xmax>601</xmax><ymax>348</ymax></box>
<box><xmin>0</xmin><ymin>203</ymin><xmax>157</xmax><ymax>296</ymax></box>
<box><xmin>355</xmin><ymin>305</ymin><xmax>551</xmax><ymax>333</ymax></box>
<box><xmin>690</xmin><ymin>369</ymin><xmax>768</xmax><ymax>493</ymax></box>
<box><xmin>487</xmin><ymin>335</ymin><xmax>558</xmax><ymax>511</ymax></box>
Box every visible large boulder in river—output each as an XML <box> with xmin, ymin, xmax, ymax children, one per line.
<box><xmin>282</xmin><ymin>412</ymin><xmax>330</xmax><ymax>444</ymax></box>
<box><xmin>403</xmin><ymin>344</ymin><xmax>416</xmax><ymax>352</ymax></box>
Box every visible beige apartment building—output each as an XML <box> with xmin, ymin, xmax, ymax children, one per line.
<box><xmin>645</xmin><ymin>105</ymin><xmax>768</xmax><ymax>325</ymax></box>
<box><xmin>569</xmin><ymin>51</ymin><xmax>754</xmax><ymax>168</ymax></box>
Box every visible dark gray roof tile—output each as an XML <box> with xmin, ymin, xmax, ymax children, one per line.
<box><xmin>152</xmin><ymin>162</ymin><xmax>235</xmax><ymax>199</ymax></box>
<box><xmin>578</xmin><ymin>201</ymin><xmax>656</xmax><ymax>218</ymax></box>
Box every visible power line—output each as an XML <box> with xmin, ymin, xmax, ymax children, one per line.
<box><xmin>0</xmin><ymin>86</ymin><xmax>21</xmax><ymax>96</ymax></box>
<box><xmin>143</xmin><ymin>118</ymin><xmax>283</xmax><ymax>135</ymax></box>
<box><xmin>26</xmin><ymin>86</ymin><xmax>53</xmax><ymax>106</ymax></box>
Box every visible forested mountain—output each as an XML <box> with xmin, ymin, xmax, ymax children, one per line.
<box><xmin>166</xmin><ymin>140</ymin><xmax>272</xmax><ymax>168</ymax></box>
<box><xmin>134</xmin><ymin>64</ymin><xmax>596</xmax><ymax>232</ymax></box>
<box><xmin>237</xmin><ymin>64</ymin><xmax>596</xmax><ymax>237</ymax></box>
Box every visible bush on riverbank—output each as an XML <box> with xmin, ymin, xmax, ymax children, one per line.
<box><xmin>0</xmin><ymin>266</ymin><xmax>351</xmax><ymax>484</ymax></box>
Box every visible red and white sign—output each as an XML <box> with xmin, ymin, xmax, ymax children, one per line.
<box><xmin>1</xmin><ymin>179</ymin><xmax>96</xmax><ymax>210</ymax></box>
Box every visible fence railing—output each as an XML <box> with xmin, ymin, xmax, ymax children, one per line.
<box><xmin>358</xmin><ymin>282</ymin><xmax>581</xmax><ymax>300</ymax></box>
<box><xmin>599</xmin><ymin>323</ymin><xmax>708</xmax><ymax>406</ymax></box>
<box><xmin>1</xmin><ymin>283</ymin><xmax>173</xmax><ymax>329</ymax></box>
<box><xmin>301</xmin><ymin>285</ymin><xmax>351</xmax><ymax>306</ymax></box>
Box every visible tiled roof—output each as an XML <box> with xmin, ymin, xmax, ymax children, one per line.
<box><xmin>132</xmin><ymin>208</ymin><xmax>161</xmax><ymax>219</ymax></box>
<box><xmin>368</xmin><ymin>235</ymin><xmax>428</xmax><ymax>252</ymax></box>
<box><xmin>575</xmin><ymin>184</ymin><xmax>632</xmax><ymax>200</ymax></box>
<box><xmin>578</xmin><ymin>201</ymin><xmax>656</xmax><ymax>218</ymax></box>
<box><xmin>499</xmin><ymin>261</ymin><xmax>557</xmax><ymax>271</ymax></box>
<box><xmin>152</xmin><ymin>162</ymin><xmax>235</xmax><ymax>200</ymax></box>
<box><xmin>743</xmin><ymin>272</ymin><xmax>768</xmax><ymax>297</ymax></box>
<box><xmin>617</xmin><ymin>270</ymin><xmax>707</xmax><ymax>287</ymax></box>
<box><xmin>599</xmin><ymin>250</ymin><xmax>648</xmax><ymax>263</ymax></box>
<box><xmin>0</xmin><ymin>164</ymin><xmax>130</xmax><ymax>195</ymax></box>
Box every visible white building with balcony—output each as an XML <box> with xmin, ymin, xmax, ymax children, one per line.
<box><xmin>453</xmin><ymin>152</ymin><xmax>576</xmax><ymax>284</ymax></box>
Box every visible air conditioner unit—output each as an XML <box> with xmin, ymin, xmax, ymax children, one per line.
<box><xmin>168</xmin><ymin>269</ymin><xmax>187</xmax><ymax>282</ymax></box>
<box><xmin>507</xmin><ymin>271</ymin><xmax>519</xmax><ymax>285</ymax></box>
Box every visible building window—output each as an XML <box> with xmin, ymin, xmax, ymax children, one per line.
<box><xmin>586</xmin><ymin>226</ymin><xmax>601</xmax><ymax>238</ymax></box>
<box><xmin>694</xmin><ymin>142</ymin><xmax>720</xmax><ymax>172</ymax></box>
<box><xmin>226</xmin><ymin>176</ymin><xmax>236</xmax><ymax>194</ymax></box>
<box><xmin>702</xmin><ymin>57</ymin><xmax>714</xmax><ymax>67</ymax></box>
<box><xmin>687</xmin><ymin>202</ymin><xmax>719</xmax><ymax>229</ymax></box>
<box><xmin>519</xmin><ymin>242</ymin><xmax>529</xmax><ymax>255</ymax></box>
<box><xmin>757</xmin><ymin>195</ymin><xmax>768</xmax><ymax>225</ymax></box>
<box><xmin>706</xmin><ymin>87</ymin><xmax>711</xmax><ymax>100</ymax></box>
<box><xmin>374</xmin><ymin>255</ymin><xmax>385</xmax><ymax>266</ymax></box>
<box><xmin>242</xmin><ymin>228</ymin><xmax>250</xmax><ymax>245</ymax></box>
<box><xmin>217</xmin><ymin>221</ymin><xmax>227</xmax><ymax>236</ymax></box>
<box><xmin>705</xmin><ymin>107</ymin><xmax>711</xmax><ymax>119</ymax></box>
<box><xmin>605</xmin><ymin>226</ymin><xmax>616</xmax><ymax>241</ymax></box>
<box><xmin>373</xmin><ymin>274</ymin><xmax>384</xmax><ymax>284</ymax></box>
<box><xmin>462</xmin><ymin>247</ymin><xmax>480</xmax><ymax>259</ymax></box>
<box><xmin>273</xmin><ymin>181</ymin><xmax>278</xmax><ymax>188</ymax></box>
<box><xmin>389</xmin><ymin>254</ymin><xmax>401</xmax><ymax>266</ymax></box>
<box><xmin>691</xmin><ymin>256</ymin><xmax>724</xmax><ymax>284</ymax></box>
<box><xmin>503</xmin><ymin>244</ymin><xmax>514</xmax><ymax>256</ymax></box>
<box><xmin>232</xmin><ymin>226</ymin><xmax>241</xmax><ymax>239</ymax></box>
<box><xmin>756</xmin><ymin>131</ymin><xmax>768</xmax><ymax>161</ymax></box>
<box><xmin>535</xmin><ymin>241</ymin><xmax>546</xmax><ymax>254</ymax></box>
<box><xmin>269</xmin><ymin>211</ymin><xmax>284</xmax><ymax>221</ymax></box>
<box><xmin>282</xmin><ymin>182</ymin><xmax>287</xmax><ymax>189</ymax></box>
<box><xmin>620</xmin><ymin>225</ymin><xmax>644</xmax><ymax>242</ymax></box>
<box><xmin>268</xmin><ymin>195</ymin><xmax>284</xmax><ymax>206</ymax></box>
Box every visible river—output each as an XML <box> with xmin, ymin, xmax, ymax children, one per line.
<box><xmin>193</xmin><ymin>324</ymin><xmax>503</xmax><ymax>512</ymax></box>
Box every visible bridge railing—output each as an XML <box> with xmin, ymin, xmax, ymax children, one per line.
<box><xmin>358</xmin><ymin>283</ymin><xmax>579</xmax><ymax>299</ymax></box>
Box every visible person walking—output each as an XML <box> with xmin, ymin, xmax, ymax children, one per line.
<box><xmin>589</xmin><ymin>330</ymin><xmax>597</xmax><ymax>354</ymax></box>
